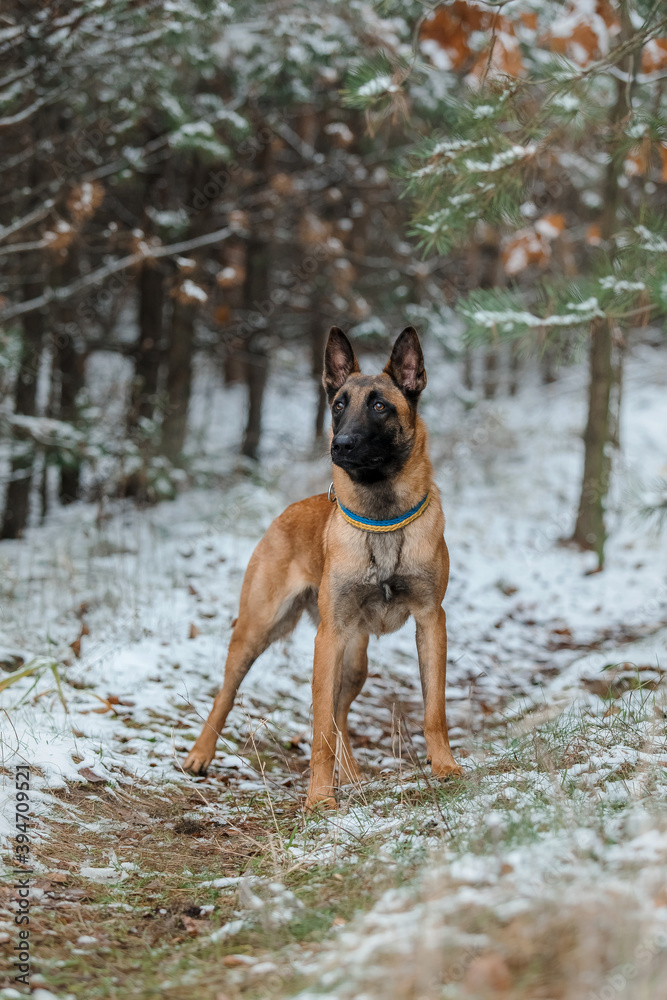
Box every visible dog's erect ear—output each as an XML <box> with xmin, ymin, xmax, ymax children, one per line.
<box><xmin>323</xmin><ymin>326</ymin><xmax>360</xmax><ymax>401</ymax></box>
<box><xmin>383</xmin><ymin>327</ymin><xmax>426</xmax><ymax>402</ymax></box>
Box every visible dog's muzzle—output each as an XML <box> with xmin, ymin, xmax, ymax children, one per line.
<box><xmin>331</xmin><ymin>433</ymin><xmax>358</xmax><ymax>459</ymax></box>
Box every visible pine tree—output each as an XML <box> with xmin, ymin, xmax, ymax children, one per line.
<box><xmin>1</xmin><ymin>0</ymin><xmax>440</xmax><ymax>523</ymax></box>
<box><xmin>345</xmin><ymin>0</ymin><xmax>667</xmax><ymax>568</ymax></box>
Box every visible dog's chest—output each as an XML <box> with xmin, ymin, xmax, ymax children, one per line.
<box><xmin>363</xmin><ymin>532</ymin><xmax>403</xmax><ymax>594</ymax></box>
<box><xmin>333</xmin><ymin>532</ymin><xmax>420</xmax><ymax>636</ymax></box>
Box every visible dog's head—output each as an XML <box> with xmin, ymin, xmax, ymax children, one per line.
<box><xmin>322</xmin><ymin>326</ymin><xmax>426</xmax><ymax>484</ymax></box>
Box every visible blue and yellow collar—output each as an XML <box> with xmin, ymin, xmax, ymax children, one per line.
<box><xmin>329</xmin><ymin>484</ymin><xmax>431</xmax><ymax>533</ymax></box>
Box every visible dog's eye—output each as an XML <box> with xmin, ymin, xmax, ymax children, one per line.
<box><xmin>334</xmin><ymin>399</ymin><xmax>345</xmax><ymax>412</ymax></box>
<box><xmin>373</xmin><ymin>401</ymin><xmax>386</xmax><ymax>412</ymax></box>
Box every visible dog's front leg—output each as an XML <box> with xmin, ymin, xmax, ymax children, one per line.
<box><xmin>307</xmin><ymin>622</ymin><xmax>346</xmax><ymax>810</ymax></box>
<box><xmin>415</xmin><ymin>606</ymin><xmax>464</xmax><ymax>779</ymax></box>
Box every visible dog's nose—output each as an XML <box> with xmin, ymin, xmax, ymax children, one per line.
<box><xmin>331</xmin><ymin>433</ymin><xmax>357</xmax><ymax>456</ymax></box>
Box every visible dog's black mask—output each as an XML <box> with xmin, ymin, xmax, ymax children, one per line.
<box><xmin>323</xmin><ymin>327</ymin><xmax>426</xmax><ymax>485</ymax></box>
<box><xmin>330</xmin><ymin>379</ymin><xmax>413</xmax><ymax>484</ymax></box>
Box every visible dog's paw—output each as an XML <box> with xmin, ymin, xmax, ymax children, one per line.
<box><xmin>183</xmin><ymin>747</ymin><xmax>213</xmax><ymax>775</ymax></box>
<box><xmin>430</xmin><ymin>755</ymin><xmax>464</xmax><ymax>780</ymax></box>
<box><xmin>305</xmin><ymin>793</ymin><xmax>337</xmax><ymax>812</ymax></box>
<box><xmin>305</xmin><ymin>776</ymin><xmax>338</xmax><ymax>811</ymax></box>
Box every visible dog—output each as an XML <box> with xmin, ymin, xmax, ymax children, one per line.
<box><xmin>183</xmin><ymin>326</ymin><xmax>463</xmax><ymax>808</ymax></box>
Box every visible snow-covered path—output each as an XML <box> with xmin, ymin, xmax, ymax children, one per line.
<box><xmin>1</xmin><ymin>341</ymin><xmax>665</xmax><ymax>825</ymax></box>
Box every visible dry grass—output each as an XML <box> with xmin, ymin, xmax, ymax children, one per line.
<box><xmin>0</xmin><ymin>767</ymin><xmax>418</xmax><ymax>999</ymax></box>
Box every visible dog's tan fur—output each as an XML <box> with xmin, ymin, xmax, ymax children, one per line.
<box><xmin>184</xmin><ymin>328</ymin><xmax>462</xmax><ymax>808</ymax></box>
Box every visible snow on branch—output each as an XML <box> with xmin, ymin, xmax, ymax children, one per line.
<box><xmin>1</xmin><ymin>413</ymin><xmax>85</xmax><ymax>449</ymax></box>
<box><xmin>0</xmin><ymin>226</ymin><xmax>231</xmax><ymax>325</ymax></box>
<box><xmin>0</xmin><ymin>201</ymin><xmax>55</xmax><ymax>244</ymax></box>
<box><xmin>0</xmin><ymin>86</ymin><xmax>69</xmax><ymax>128</ymax></box>
<box><xmin>462</xmin><ymin>296</ymin><xmax>605</xmax><ymax>337</ymax></box>
<box><xmin>634</xmin><ymin>225</ymin><xmax>667</xmax><ymax>253</ymax></box>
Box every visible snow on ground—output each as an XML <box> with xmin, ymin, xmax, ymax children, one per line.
<box><xmin>1</xmin><ymin>336</ymin><xmax>666</xmax><ymax>993</ymax></box>
<box><xmin>0</xmin><ymin>339</ymin><xmax>665</xmax><ymax>803</ymax></box>
<box><xmin>289</xmin><ymin>809</ymin><xmax>667</xmax><ymax>998</ymax></box>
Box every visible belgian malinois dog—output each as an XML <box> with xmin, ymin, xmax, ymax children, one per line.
<box><xmin>184</xmin><ymin>326</ymin><xmax>463</xmax><ymax>807</ymax></box>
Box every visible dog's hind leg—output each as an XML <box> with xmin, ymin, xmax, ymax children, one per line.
<box><xmin>183</xmin><ymin>549</ymin><xmax>316</xmax><ymax>775</ymax></box>
<box><xmin>334</xmin><ymin>633</ymin><xmax>368</xmax><ymax>784</ymax></box>
<box><xmin>183</xmin><ymin>615</ymin><xmax>266</xmax><ymax>775</ymax></box>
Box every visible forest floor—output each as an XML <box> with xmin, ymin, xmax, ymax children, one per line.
<box><xmin>1</xmin><ymin>340</ymin><xmax>667</xmax><ymax>999</ymax></box>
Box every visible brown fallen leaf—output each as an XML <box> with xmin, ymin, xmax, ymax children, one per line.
<box><xmin>70</xmin><ymin>621</ymin><xmax>91</xmax><ymax>658</ymax></box>
<box><xmin>107</xmin><ymin>694</ymin><xmax>135</xmax><ymax>707</ymax></box>
<box><xmin>0</xmin><ymin>652</ymin><xmax>24</xmax><ymax>672</ymax></box>
<box><xmin>189</xmin><ymin>623</ymin><xmax>201</xmax><ymax>639</ymax></box>
<box><xmin>78</xmin><ymin>767</ymin><xmax>106</xmax><ymax>784</ymax></box>
<box><xmin>91</xmin><ymin>693</ymin><xmax>135</xmax><ymax>714</ymax></box>
<box><xmin>46</xmin><ymin>872</ymin><xmax>70</xmax><ymax>884</ymax></box>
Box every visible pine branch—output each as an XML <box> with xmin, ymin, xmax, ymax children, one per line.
<box><xmin>631</xmin><ymin>477</ymin><xmax>667</xmax><ymax>533</ymax></box>
<box><xmin>342</xmin><ymin>51</ymin><xmax>410</xmax><ymax>109</ymax></box>
<box><xmin>0</xmin><ymin>226</ymin><xmax>231</xmax><ymax>325</ymax></box>
<box><xmin>0</xmin><ymin>85</ymin><xmax>69</xmax><ymax>128</ymax></box>
<box><xmin>458</xmin><ymin>241</ymin><xmax>667</xmax><ymax>348</ymax></box>
<box><xmin>0</xmin><ymin>202</ymin><xmax>55</xmax><ymax>244</ymax></box>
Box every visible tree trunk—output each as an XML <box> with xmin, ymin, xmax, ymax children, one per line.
<box><xmin>240</xmin><ymin>238</ymin><xmax>270</xmax><ymax>460</ymax></box>
<box><xmin>479</xmin><ymin>228</ymin><xmax>501</xmax><ymax>400</ymax></box>
<box><xmin>311</xmin><ymin>318</ymin><xmax>327</xmax><ymax>439</ymax></box>
<box><xmin>315</xmin><ymin>380</ymin><xmax>327</xmax><ymax>441</ymax></box>
<box><xmin>608</xmin><ymin>331</ymin><xmax>624</xmax><ymax>451</ymax></box>
<box><xmin>241</xmin><ymin>348</ymin><xmax>268</xmax><ymax>460</ymax></box>
<box><xmin>1</xmin><ymin>285</ymin><xmax>44</xmax><ymax>539</ymax></box>
<box><xmin>483</xmin><ymin>348</ymin><xmax>498</xmax><ymax>400</ymax></box>
<box><xmin>128</xmin><ymin>261</ymin><xmax>164</xmax><ymax>432</ymax></box>
<box><xmin>462</xmin><ymin>347</ymin><xmax>474</xmax><ymax>392</ymax></box>
<box><xmin>508</xmin><ymin>341</ymin><xmax>521</xmax><ymax>397</ymax></box>
<box><xmin>57</xmin><ymin>330</ymin><xmax>86</xmax><ymax>504</ymax></box>
<box><xmin>571</xmin><ymin>17</ymin><xmax>633</xmax><ymax>567</ymax></box>
<box><xmin>541</xmin><ymin>344</ymin><xmax>558</xmax><ymax>385</ymax></box>
<box><xmin>52</xmin><ymin>252</ymin><xmax>85</xmax><ymax>505</ymax></box>
<box><xmin>160</xmin><ymin>297</ymin><xmax>195</xmax><ymax>463</ymax></box>
<box><xmin>571</xmin><ymin>317</ymin><xmax>613</xmax><ymax>562</ymax></box>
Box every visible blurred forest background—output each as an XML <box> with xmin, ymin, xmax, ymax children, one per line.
<box><xmin>4</xmin><ymin>5</ymin><xmax>667</xmax><ymax>997</ymax></box>
<box><xmin>1</xmin><ymin>0</ymin><xmax>667</xmax><ymax>563</ymax></box>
